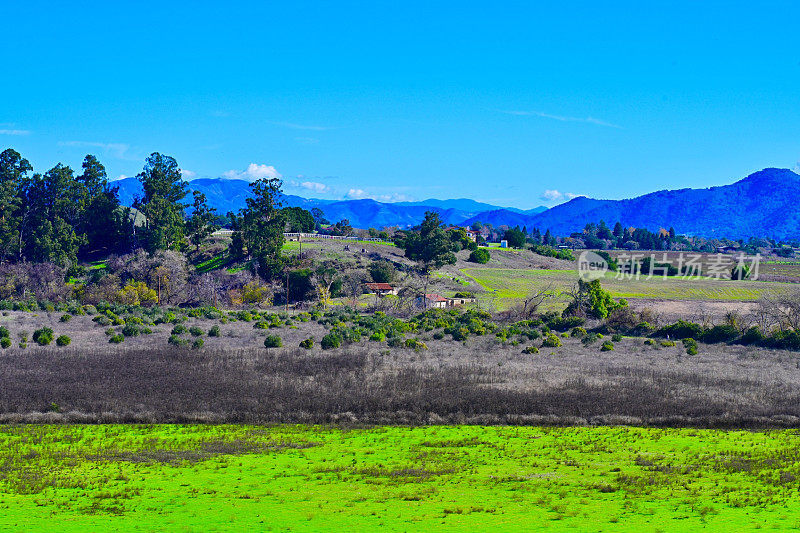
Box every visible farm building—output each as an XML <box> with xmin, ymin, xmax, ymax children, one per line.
<box><xmin>447</xmin><ymin>295</ymin><xmax>476</xmax><ymax>307</ymax></box>
<box><xmin>417</xmin><ymin>293</ymin><xmax>448</xmax><ymax>309</ymax></box>
<box><xmin>364</xmin><ymin>282</ymin><xmax>398</xmax><ymax>296</ymax></box>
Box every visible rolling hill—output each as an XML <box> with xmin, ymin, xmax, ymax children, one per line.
<box><xmin>113</xmin><ymin>168</ymin><xmax>800</xmax><ymax>238</ymax></box>
<box><xmin>476</xmin><ymin>167</ymin><xmax>800</xmax><ymax>239</ymax></box>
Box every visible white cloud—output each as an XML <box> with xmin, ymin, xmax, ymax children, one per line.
<box><xmin>540</xmin><ymin>189</ymin><xmax>584</xmax><ymax>203</ymax></box>
<box><xmin>346</xmin><ymin>188</ymin><xmax>368</xmax><ymax>199</ymax></box>
<box><xmin>344</xmin><ymin>188</ymin><xmax>412</xmax><ymax>202</ymax></box>
<box><xmin>59</xmin><ymin>141</ymin><xmax>132</xmax><ymax>159</ymax></box>
<box><xmin>0</xmin><ymin>129</ymin><xmax>30</xmax><ymax>135</ymax></box>
<box><xmin>502</xmin><ymin>110</ymin><xmax>622</xmax><ymax>129</ymax></box>
<box><xmin>114</xmin><ymin>174</ymin><xmax>129</xmax><ymax>181</ymax></box>
<box><xmin>222</xmin><ymin>163</ymin><xmax>282</xmax><ymax>182</ymax></box>
<box><xmin>794</xmin><ymin>161</ymin><xmax>800</xmax><ymax>174</ymax></box>
<box><xmin>181</xmin><ymin>169</ymin><xmax>196</xmax><ymax>180</ymax></box>
<box><xmin>287</xmin><ymin>180</ymin><xmax>330</xmax><ymax>193</ymax></box>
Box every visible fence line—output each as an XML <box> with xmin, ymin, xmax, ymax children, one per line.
<box><xmin>212</xmin><ymin>230</ymin><xmax>385</xmax><ymax>242</ymax></box>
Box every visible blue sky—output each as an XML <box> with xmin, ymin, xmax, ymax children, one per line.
<box><xmin>2</xmin><ymin>1</ymin><xmax>799</xmax><ymax>208</ymax></box>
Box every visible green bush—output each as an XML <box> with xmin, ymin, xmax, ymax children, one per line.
<box><xmin>644</xmin><ymin>338</ymin><xmax>656</xmax><ymax>346</ymax></box>
<box><xmin>581</xmin><ymin>333</ymin><xmax>601</xmax><ymax>346</ymax></box>
<box><xmin>660</xmin><ymin>340</ymin><xmax>676</xmax><ymax>347</ymax></box>
<box><xmin>601</xmin><ymin>341</ymin><xmax>615</xmax><ymax>351</ymax></box>
<box><xmin>468</xmin><ymin>248</ymin><xmax>491</xmax><ymax>264</ymax></box>
<box><xmin>209</xmin><ymin>325</ymin><xmax>221</xmax><ymax>337</ymax></box>
<box><xmin>683</xmin><ymin>338</ymin><xmax>698</xmax><ymax>355</ymax></box>
<box><xmin>121</xmin><ymin>323</ymin><xmax>140</xmax><ymax>337</ymax></box>
<box><xmin>92</xmin><ymin>315</ymin><xmax>111</xmax><ymax>326</ymax></box>
<box><xmin>32</xmin><ymin>327</ymin><xmax>54</xmax><ymax>346</ymax></box>
<box><xmin>611</xmin><ymin>333</ymin><xmax>623</xmax><ymax>342</ymax></box>
<box><xmin>56</xmin><ymin>335</ymin><xmax>71</xmax><ymax>347</ymax></box>
<box><xmin>321</xmin><ymin>333</ymin><xmax>343</xmax><ymax>350</ymax></box>
<box><xmin>570</xmin><ymin>327</ymin><xmax>587</xmax><ymax>337</ymax></box>
<box><xmin>59</xmin><ymin>314</ymin><xmax>72</xmax><ymax>323</ymax></box>
<box><xmin>0</xmin><ymin>326</ymin><xmax>8</xmax><ymax>339</ymax></box>
<box><xmin>404</xmin><ymin>338</ymin><xmax>428</xmax><ymax>351</ymax></box>
<box><xmin>109</xmin><ymin>334</ymin><xmax>124</xmax><ymax>344</ymax></box>
<box><xmin>703</xmin><ymin>324</ymin><xmax>739</xmax><ymax>344</ymax></box>
<box><xmin>192</xmin><ymin>338</ymin><xmax>204</xmax><ymax>350</ymax></box>
<box><xmin>0</xmin><ymin>337</ymin><xmax>10</xmax><ymax>349</ymax></box>
<box><xmin>300</xmin><ymin>338</ymin><xmax>314</xmax><ymax>349</ymax></box>
<box><xmin>263</xmin><ymin>335</ymin><xmax>282</xmax><ymax>348</ymax></box>
<box><xmin>542</xmin><ymin>334</ymin><xmax>562</xmax><ymax>348</ymax></box>
<box><xmin>522</xmin><ymin>345</ymin><xmax>539</xmax><ymax>354</ymax></box>
<box><xmin>171</xmin><ymin>324</ymin><xmax>188</xmax><ymax>335</ymax></box>
<box><xmin>189</xmin><ymin>326</ymin><xmax>204</xmax><ymax>337</ymax></box>
<box><xmin>656</xmin><ymin>320</ymin><xmax>703</xmax><ymax>340</ymax></box>
<box><xmin>167</xmin><ymin>335</ymin><xmax>186</xmax><ymax>346</ymax></box>
<box><xmin>739</xmin><ymin>326</ymin><xmax>765</xmax><ymax>345</ymax></box>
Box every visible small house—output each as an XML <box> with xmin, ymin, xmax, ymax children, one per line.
<box><xmin>365</xmin><ymin>282</ymin><xmax>398</xmax><ymax>296</ymax></box>
<box><xmin>417</xmin><ymin>293</ymin><xmax>448</xmax><ymax>309</ymax></box>
<box><xmin>447</xmin><ymin>295</ymin><xmax>476</xmax><ymax>307</ymax></box>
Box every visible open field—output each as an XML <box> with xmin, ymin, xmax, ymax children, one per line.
<box><xmin>2</xmin><ymin>424</ymin><xmax>800</xmax><ymax>531</ymax></box>
<box><xmin>462</xmin><ymin>267</ymin><xmax>798</xmax><ymax>311</ymax></box>
<box><xmin>4</xmin><ymin>329</ymin><xmax>800</xmax><ymax>426</ymax></box>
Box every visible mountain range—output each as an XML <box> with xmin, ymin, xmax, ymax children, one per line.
<box><xmin>113</xmin><ymin>168</ymin><xmax>800</xmax><ymax>239</ymax></box>
<box><xmin>113</xmin><ymin>177</ymin><xmax>549</xmax><ymax>229</ymax></box>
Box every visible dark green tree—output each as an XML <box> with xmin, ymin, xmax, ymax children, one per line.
<box><xmin>135</xmin><ymin>153</ymin><xmax>188</xmax><ymax>252</ymax></box>
<box><xmin>76</xmin><ymin>154</ymin><xmax>127</xmax><ymax>254</ymax></box>
<box><xmin>185</xmin><ymin>191</ymin><xmax>218</xmax><ymax>251</ymax></box>
<box><xmin>0</xmin><ymin>149</ymin><xmax>32</xmax><ymax>263</ymax></box>
<box><xmin>404</xmin><ymin>211</ymin><xmax>456</xmax><ymax>302</ymax></box>
<box><xmin>282</xmin><ymin>206</ymin><xmax>315</xmax><ymax>233</ymax></box>
<box><xmin>503</xmin><ymin>226</ymin><xmax>526</xmax><ymax>248</ymax></box>
<box><xmin>237</xmin><ymin>177</ymin><xmax>285</xmax><ymax>279</ymax></box>
<box><xmin>24</xmin><ymin>164</ymin><xmax>84</xmax><ymax>266</ymax></box>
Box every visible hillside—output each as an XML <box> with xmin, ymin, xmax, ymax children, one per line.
<box><xmin>114</xmin><ymin>168</ymin><xmax>800</xmax><ymax>238</ymax></box>
<box><xmin>462</xmin><ymin>168</ymin><xmax>800</xmax><ymax>239</ymax></box>
<box><xmin>113</xmin><ymin>177</ymin><xmax>547</xmax><ymax>228</ymax></box>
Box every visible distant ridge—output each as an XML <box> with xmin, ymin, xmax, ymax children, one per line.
<box><xmin>113</xmin><ymin>168</ymin><xmax>800</xmax><ymax>238</ymax></box>
<box><xmin>466</xmin><ymin>167</ymin><xmax>800</xmax><ymax>239</ymax></box>
<box><xmin>113</xmin><ymin>177</ymin><xmax>548</xmax><ymax>229</ymax></box>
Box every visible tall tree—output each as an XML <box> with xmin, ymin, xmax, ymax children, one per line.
<box><xmin>76</xmin><ymin>154</ymin><xmax>127</xmax><ymax>254</ymax></box>
<box><xmin>135</xmin><ymin>153</ymin><xmax>188</xmax><ymax>252</ymax></box>
<box><xmin>403</xmin><ymin>211</ymin><xmax>456</xmax><ymax>304</ymax></box>
<box><xmin>24</xmin><ymin>164</ymin><xmax>84</xmax><ymax>266</ymax></box>
<box><xmin>234</xmin><ymin>177</ymin><xmax>285</xmax><ymax>279</ymax></box>
<box><xmin>185</xmin><ymin>191</ymin><xmax>218</xmax><ymax>251</ymax></box>
<box><xmin>0</xmin><ymin>149</ymin><xmax>32</xmax><ymax>263</ymax></box>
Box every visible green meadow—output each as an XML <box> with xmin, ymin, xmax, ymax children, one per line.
<box><xmin>462</xmin><ymin>267</ymin><xmax>792</xmax><ymax>310</ymax></box>
<box><xmin>2</xmin><ymin>425</ymin><xmax>800</xmax><ymax>531</ymax></box>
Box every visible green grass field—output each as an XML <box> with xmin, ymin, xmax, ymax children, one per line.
<box><xmin>1</xmin><ymin>425</ymin><xmax>800</xmax><ymax>531</ymax></box>
<box><xmin>462</xmin><ymin>268</ymin><xmax>794</xmax><ymax>310</ymax></box>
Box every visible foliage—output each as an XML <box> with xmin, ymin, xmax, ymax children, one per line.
<box><xmin>321</xmin><ymin>332</ymin><xmax>342</xmax><ymax>350</ymax></box>
<box><xmin>185</xmin><ymin>191</ymin><xmax>218</xmax><ymax>250</ymax></box>
<box><xmin>401</xmin><ymin>212</ymin><xmax>457</xmax><ymax>274</ymax></box>
<box><xmin>542</xmin><ymin>334</ymin><xmax>562</xmax><ymax>348</ymax></box>
<box><xmin>263</xmin><ymin>335</ymin><xmax>282</xmax><ymax>348</ymax></box>
<box><xmin>208</xmin><ymin>325</ymin><xmax>221</xmax><ymax>337</ymax></box>
<box><xmin>108</xmin><ymin>334</ymin><xmax>124</xmax><ymax>344</ymax></box>
<box><xmin>32</xmin><ymin>327</ymin><xmax>54</xmax><ymax>346</ymax></box>
<box><xmin>300</xmin><ymin>338</ymin><xmax>314</xmax><ymax>349</ymax></box>
<box><xmin>522</xmin><ymin>345</ymin><xmax>539</xmax><ymax>354</ymax></box>
<box><xmin>233</xmin><ymin>178</ymin><xmax>285</xmax><ymax>279</ymax></box>
<box><xmin>600</xmin><ymin>340</ymin><xmax>615</xmax><ymax>351</ymax></box>
<box><xmin>683</xmin><ymin>338</ymin><xmax>699</xmax><ymax>355</ymax></box>
<box><xmin>368</xmin><ymin>261</ymin><xmax>396</xmax><ymax>283</ymax></box>
<box><xmin>655</xmin><ymin>320</ymin><xmax>704</xmax><ymax>340</ymax></box>
<box><xmin>136</xmin><ymin>152</ymin><xmax>189</xmax><ymax>252</ymax></box>
<box><xmin>563</xmin><ymin>279</ymin><xmax>626</xmax><ymax>319</ymax></box>
<box><xmin>282</xmin><ymin>207</ymin><xmax>315</xmax><ymax>233</ymax></box>
<box><xmin>468</xmin><ymin>248</ymin><xmax>491</xmax><ymax>264</ymax></box>
<box><xmin>55</xmin><ymin>335</ymin><xmax>71</xmax><ymax>347</ymax></box>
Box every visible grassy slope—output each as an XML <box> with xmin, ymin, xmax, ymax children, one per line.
<box><xmin>1</xmin><ymin>425</ymin><xmax>799</xmax><ymax>531</ymax></box>
<box><xmin>462</xmin><ymin>268</ymin><xmax>794</xmax><ymax>310</ymax></box>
